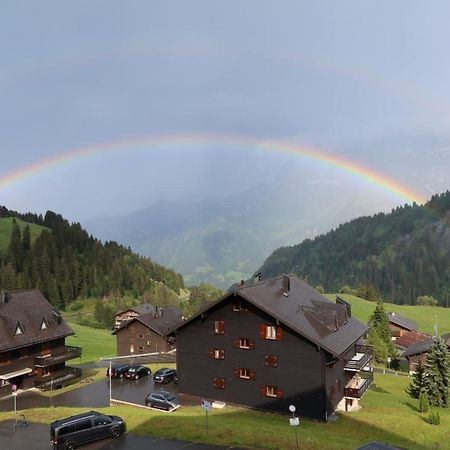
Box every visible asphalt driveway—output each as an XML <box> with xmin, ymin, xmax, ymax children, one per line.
<box><xmin>0</xmin><ymin>420</ymin><xmax>240</xmax><ymax>449</ymax></box>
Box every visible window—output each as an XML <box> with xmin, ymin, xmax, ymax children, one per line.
<box><xmin>14</xmin><ymin>322</ymin><xmax>24</xmax><ymax>336</ymax></box>
<box><xmin>213</xmin><ymin>320</ymin><xmax>225</xmax><ymax>335</ymax></box>
<box><xmin>40</xmin><ymin>317</ymin><xmax>48</xmax><ymax>330</ymax></box>
<box><xmin>213</xmin><ymin>377</ymin><xmax>225</xmax><ymax>389</ymax></box>
<box><xmin>265</xmin><ymin>355</ymin><xmax>278</xmax><ymax>368</ymax></box>
<box><xmin>233</xmin><ymin>338</ymin><xmax>255</xmax><ymax>349</ymax></box>
<box><xmin>239</xmin><ymin>338</ymin><xmax>250</xmax><ymax>349</ymax></box>
<box><xmin>138</xmin><ymin>346</ymin><xmax>144</xmax><ymax>351</ymax></box>
<box><xmin>94</xmin><ymin>416</ymin><xmax>111</xmax><ymax>426</ymax></box>
<box><xmin>43</xmin><ymin>367</ymin><xmax>50</xmax><ymax>376</ymax></box>
<box><xmin>260</xmin><ymin>385</ymin><xmax>283</xmax><ymax>398</ymax></box>
<box><xmin>138</xmin><ymin>334</ymin><xmax>144</xmax><ymax>339</ymax></box>
<box><xmin>233</xmin><ymin>368</ymin><xmax>256</xmax><ymax>380</ymax></box>
<box><xmin>233</xmin><ymin>301</ymin><xmax>242</xmax><ymax>312</ymax></box>
<box><xmin>209</xmin><ymin>348</ymin><xmax>225</xmax><ymax>360</ymax></box>
<box><xmin>259</xmin><ymin>324</ymin><xmax>282</xmax><ymax>340</ymax></box>
<box><xmin>75</xmin><ymin>419</ymin><xmax>92</xmax><ymax>431</ymax></box>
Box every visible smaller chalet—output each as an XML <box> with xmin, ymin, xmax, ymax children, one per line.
<box><xmin>387</xmin><ymin>312</ymin><xmax>417</xmax><ymax>339</ymax></box>
<box><xmin>0</xmin><ymin>290</ymin><xmax>82</xmax><ymax>395</ymax></box>
<box><xmin>113</xmin><ymin>307</ymin><xmax>183</xmax><ymax>356</ymax></box>
<box><xmin>402</xmin><ymin>333</ymin><xmax>450</xmax><ymax>373</ymax></box>
<box><xmin>394</xmin><ymin>330</ymin><xmax>431</xmax><ymax>353</ymax></box>
<box><xmin>171</xmin><ymin>274</ymin><xmax>372</xmax><ymax>421</ymax></box>
<box><xmin>114</xmin><ymin>303</ymin><xmax>156</xmax><ymax>329</ymax></box>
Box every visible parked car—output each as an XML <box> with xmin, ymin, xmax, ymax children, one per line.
<box><xmin>106</xmin><ymin>364</ymin><xmax>130</xmax><ymax>379</ymax></box>
<box><xmin>153</xmin><ymin>367</ymin><xmax>177</xmax><ymax>384</ymax></box>
<box><xmin>125</xmin><ymin>365</ymin><xmax>151</xmax><ymax>380</ymax></box>
<box><xmin>145</xmin><ymin>391</ymin><xmax>178</xmax><ymax>411</ymax></box>
<box><xmin>50</xmin><ymin>410</ymin><xmax>126</xmax><ymax>450</ymax></box>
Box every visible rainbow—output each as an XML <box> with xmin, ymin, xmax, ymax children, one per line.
<box><xmin>0</xmin><ymin>132</ymin><xmax>426</xmax><ymax>205</ymax></box>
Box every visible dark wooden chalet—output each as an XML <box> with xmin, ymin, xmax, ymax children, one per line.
<box><xmin>113</xmin><ymin>307</ymin><xmax>183</xmax><ymax>356</ymax></box>
<box><xmin>387</xmin><ymin>312</ymin><xmax>417</xmax><ymax>339</ymax></box>
<box><xmin>394</xmin><ymin>330</ymin><xmax>431</xmax><ymax>353</ymax></box>
<box><xmin>171</xmin><ymin>274</ymin><xmax>372</xmax><ymax>421</ymax></box>
<box><xmin>0</xmin><ymin>290</ymin><xmax>82</xmax><ymax>395</ymax></box>
<box><xmin>402</xmin><ymin>333</ymin><xmax>450</xmax><ymax>373</ymax></box>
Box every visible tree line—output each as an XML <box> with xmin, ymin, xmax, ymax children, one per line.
<box><xmin>0</xmin><ymin>209</ymin><xmax>184</xmax><ymax>308</ymax></box>
<box><xmin>258</xmin><ymin>191</ymin><xmax>450</xmax><ymax>306</ymax></box>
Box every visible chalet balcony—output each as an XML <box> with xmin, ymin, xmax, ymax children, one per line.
<box><xmin>34</xmin><ymin>366</ymin><xmax>82</xmax><ymax>390</ymax></box>
<box><xmin>34</xmin><ymin>346</ymin><xmax>82</xmax><ymax>367</ymax></box>
<box><xmin>344</xmin><ymin>345</ymin><xmax>373</xmax><ymax>372</ymax></box>
<box><xmin>344</xmin><ymin>370</ymin><xmax>373</xmax><ymax>399</ymax></box>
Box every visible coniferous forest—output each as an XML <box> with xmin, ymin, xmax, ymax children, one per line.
<box><xmin>0</xmin><ymin>209</ymin><xmax>184</xmax><ymax>308</ymax></box>
<box><xmin>258</xmin><ymin>191</ymin><xmax>450</xmax><ymax>306</ymax></box>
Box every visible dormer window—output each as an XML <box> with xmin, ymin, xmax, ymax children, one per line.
<box><xmin>15</xmin><ymin>321</ymin><xmax>24</xmax><ymax>336</ymax></box>
<box><xmin>41</xmin><ymin>317</ymin><xmax>49</xmax><ymax>330</ymax></box>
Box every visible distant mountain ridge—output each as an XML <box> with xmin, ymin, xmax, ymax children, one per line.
<box><xmin>84</xmin><ymin>162</ymin><xmax>399</xmax><ymax>288</ymax></box>
<box><xmin>257</xmin><ymin>191</ymin><xmax>450</xmax><ymax>306</ymax></box>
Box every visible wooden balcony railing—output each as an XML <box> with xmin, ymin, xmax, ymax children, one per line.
<box><xmin>34</xmin><ymin>346</ymin><xmax>82</xmax><ymax>367</ymax></box>
<box><xmin>34</xmin><ymin>366</ymin><xmax>82</xmax><ymax>390</ymax></box>
<box><xmin>344</xmin><ymin>371</ymin><xmax>373</xmax><ymax>398</ymax></box>
<box><xmin>344</xmin><ymin>345</ymin><xmax>373</xmax><ymax>372</ymax></box>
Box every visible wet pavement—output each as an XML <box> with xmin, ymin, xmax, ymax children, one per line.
<box><xmin>0</xmin><ymin>420</ymin><xmax>240</xmax><ymax>449</ymax></box>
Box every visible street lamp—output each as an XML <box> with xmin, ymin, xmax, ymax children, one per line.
<box><xmin>288</xmin><ymin>404</ymin><xmax>299</xmax><ymax>449</ymax></box>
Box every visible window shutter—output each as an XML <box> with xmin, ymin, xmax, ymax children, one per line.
<box><xmin>276</xmin><ymin>326</ymin><xmax>283</xmax><ymax>340</ymax></box>
<box><xmin>249</xmin><ymin>340</ymin><xmax>256</xmax><ymax>350</ymax></box>
<box><xmin>259</xmin><ymin>385</ymin><xmax>266</xmax><ymax>397</ymax></box>
<box><xmin>219</xmin><ymin>320</ymin><xmax>225</xmax><ymax>334</ymax></box>
<box><xmin>233</xmin><ymin>339</ymin><xmax>239</xmax><ymax>348</ymax></box>
<box><xmin>208</xmin><ymin>349</ymin><xmax>215</xmax><ymax>359</ymax></box>
<box><xmin>233</xmin><ymin>368</ymin><xmax>240</xmax><ymax>379</ymax></box>
<box><xmin>259</xmin><ymin>323</ymin><xmax>266</xmax><ymax>339</ymax></box>
<box><xmin>219</xmin><ymin>349</ymin><xmax>225</xmax><ymax>359</ymax></box>
<box><xmin>276</xmin><ymin>387</ymin><xmax>283</xmax><ymax>398</ymax></box>
<box><xmin>249</xmin><ymin>370</ymin><xmax>256</xmax><ymax>380</ymax></box>
<box><xmin>265</xmin><ymin>355</ymin><xmax>278</xmax><ymax>367</ymax></box>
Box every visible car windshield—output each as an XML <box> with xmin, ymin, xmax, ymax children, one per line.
<box><xmin>128</xmin><ymin>367</ymin><xmax>138</xmax><ymax>372</ymax></box>
<box><xmin>160</xmin><ymin>392</ymin><xmax>175</xmax><ymax>401</ymax></box>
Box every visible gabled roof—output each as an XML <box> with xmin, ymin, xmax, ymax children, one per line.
<box><xmin>402</xmin><ymin>333</ymin><xmax>450</xmax><ymax>358</ymax></box>
<box><xmin>387</xmin><ymin>312</ymin><xmax>417</xmax><ymax>331</ymax></box>
<box><xmin>172</xmin><ymin>274</ymin><xmax>368</xmax><ymax>357</ymax></box>
<box><xmin>114</xmin><ymin>306</ymin><xmax>183</xmax><ymax>337</ymax></box>
<box><xmin>115</xmin><ymin>303</ymin><xmax>156</xmax><ymax>317</ymax></box>
<box><xmin>395</xmin><ymin>330</ymin><xmax>431</xmax><ymax>350</ymax></box>
<box><xmin>0</xmin><ymin>290</ymin><xmax>74</xmax><ymax>352</ymax></box>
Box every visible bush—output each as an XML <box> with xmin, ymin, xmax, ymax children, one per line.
<box><xmin>69</xmin><ymin>300</ymin><xmax>84</xmax><ymax>311</ymax></box>
<box><xmin>416</xmin><ymin>295</ymin><xmax>438</xmax><ymax>306</ymax></box>
<box><xmin>428</xmin><ymin>408</ymin><xmax>440</xmax><ymax>425</ymax></box>
<box><xmin>419</xmin><ymin>391</ymin><xmax>430</xmax><ymax>413</ymax></box>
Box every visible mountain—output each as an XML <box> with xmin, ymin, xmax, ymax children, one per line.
<box><xmin>83</xmin><ymin>161</ymin><xmax>403</xmax><ymax>288</ymax></box>
<box><xmin>0</xmin><ymin>208</ymin><xmax>184</xmax><ymax>307</ymax></box>
<box><xmin>257</xmin><ymin>191</ymin><xmax>450</xmax><ymax>306</ymax></box>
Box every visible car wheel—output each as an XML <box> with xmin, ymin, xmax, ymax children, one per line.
<box><xmin>147</xmin><ymin>369</ymin><xmax>151</xmax><ymax>376</ymax></box>
<box><xmin>119</xmin><ymin>373</ymin><xmax>123</xmax><ymax>379</ymax></box>
<box><xmin>111</xmin><ymin>427</ymin><xmax>121</xmax><ymax>439</ymax></box>
<box><xmin>65</xmin><ymin>442</ymin><xmax>76</xmax><ymax>450</ymax></box>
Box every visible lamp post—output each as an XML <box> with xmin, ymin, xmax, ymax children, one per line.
<box><xmin>109</xmin><ymin>360</ymin><xmax>112</xmax><ymax>406</ymax></box>
<box><xmin>288</xmin><ymin>404</ymin><xmax>299</xmax><ymax>449</ymax></box>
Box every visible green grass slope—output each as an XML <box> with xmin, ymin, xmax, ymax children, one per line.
<box><xmin>326</xmin><ymin>293</ymin><xmax>450</xmax><ymax>335</ymax></box>
<box><xmin>0</xmin><ymin>217</ymin><xmax>48</xmax><ymax>256</ymax></box>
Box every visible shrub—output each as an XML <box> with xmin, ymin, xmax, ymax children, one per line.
<box><xmin>428</xmin><ymin>408</ymin><xmax>440</xmax><ymax>425</ymax></box>
<box><xmin>419</xmin><ymin>390</ymin><xmax>430</xmax><ymax>413</ymax></box>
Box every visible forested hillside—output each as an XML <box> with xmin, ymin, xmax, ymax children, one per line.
<box><xmin>0</xmin><ymin>208</ymin><xmax>184</xmax><ymax>308</ymax></box>
<box><xmin>258</xmin><ymin>191</ymin><xmax>450</xmax><ymax>306</ymax></box>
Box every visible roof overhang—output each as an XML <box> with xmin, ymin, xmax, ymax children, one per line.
<box><xmin>0</xmin><ymin>367</ymin><xmax>33</xmax><ymax>380</ymax></box>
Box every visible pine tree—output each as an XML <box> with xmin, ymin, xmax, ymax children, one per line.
<box><xmin>6</xmin><ymin>219</ymin><xmax>23</xmax><ymax>272</ymax></box>
<box><xmin>369</xmin><ymin>301</ymin><xmax>396</xmax><ymax>359</ymax></box>
<box><xmin>424</xmin><ymin>336</ymin><xmax>450</xmax><ymax>407</ymax></box>
<box><xmin>22</xmin><ymin>224</ymin><xmax>31</xmax><ymax>252</ymax></box>
<box><xmin>407</xmin><ymin>361</ymin><xmax>427</xmax><ymax>399</ymax></box>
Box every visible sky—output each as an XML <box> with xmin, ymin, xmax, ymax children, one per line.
<box><xmin>1</xmin><ymin>1</ymin><xmax>450</xmax><ymax>222</ymax></box>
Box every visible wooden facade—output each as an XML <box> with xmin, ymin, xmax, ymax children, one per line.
<box><xmin>173</xmin><ymin>275</ymin><xmax>371</xmax><ymax>421</ymax></box>
<box><xmin>0</xmin><ymin>290</ymin><xmax>82</xmax><ymax>396</ymax></box>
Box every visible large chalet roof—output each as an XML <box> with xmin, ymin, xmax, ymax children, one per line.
<box><xmin>115</xmin><ymin>303</ymin><xmax>156</xmax><ymax>317</ymax></box>
<box><xmin>387</xmin><ymin>312</ymin><xmax>417</xmax><ymax>331</ymax></box>
<box><xmin>402</xmin><ymin>333</ymin><xmax>450</xmax><ymax>358</ymax></box>
<box><xmin>0</xmin><ymin>290</ymin><xmax>74</xmax><ymax>352</ymax></box>
<box><xmin>114</xmin><ymin>306</ymin><xmax>183</xmax><ymax>337</ymax></box>
<box><xmin>172</xmin><ymin>274</ymin><xmax>368</xmax><ymax>357</ymax></box>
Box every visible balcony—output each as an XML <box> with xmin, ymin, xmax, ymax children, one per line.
<box><xmin>344</xmin><ymin>345</ymin><xmax>373</xmax><ymax>372</ymax></box>
<box><xmin>344</xmin><ymin>370</ymin><xmax>373</xmax><ymax>398</ymax></box>
<box><xmin>34</xmin><ymin>366</ymin><xmax>82</xmax><ymax>390</ymax></box>
<box><xmin>34</xmin><ymin>346</ymin><xmax>82</xmax><ymax>367</ymax></box>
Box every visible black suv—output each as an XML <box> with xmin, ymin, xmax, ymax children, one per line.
<box><xmin>125</xmin><ymin>365</ymin><xmax>151</xmax><ymax>380</ymax></box>
<box><xmin>50</xmin><ymin>411</ymin><xmax>126</xmax><ymax>449</ymax></box>
<box><xmin>153</xmin><ymin>367</ymin><xmax>177</xmax><ymax>384</ymax></box>
<box><xmin>106</xmin><ymin>364</ymin><xmax>130</xmax><ymax>379</ymax></box>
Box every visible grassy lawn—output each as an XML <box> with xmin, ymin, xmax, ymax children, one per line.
<box><xmin>65</xmin><ymin>321</ymin><xmax>116</xmax><ymax>364</ymax></box>
<box><xmin>326</xmin><ymin>293</ymin><xmax>450</xmax><ymax>335</ymax></box>
<box><xmin>1</xmin><ymin>373</ymin><xmax>449</xmax><ymax>449</ymax></box>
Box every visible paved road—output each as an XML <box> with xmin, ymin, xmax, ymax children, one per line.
<box><xmin>0</xmin><ymin>420</ymin><xmax>239</xmax><ymax>449</ymax></box>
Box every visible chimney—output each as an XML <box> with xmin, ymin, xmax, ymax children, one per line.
<box><xmin>254</xmin><ymin>272</ymin><xmax>262</xmax><ymax>284</ymax></box>
<box><xmin>282</xmin><ymin>275</ymin><xmax>290</xmax><ymax>295</ymax></box>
